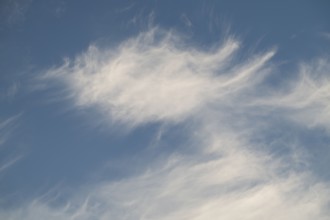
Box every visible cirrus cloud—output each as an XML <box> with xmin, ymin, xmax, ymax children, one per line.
<box><xmin>6</xmin><ymin>27</ymin><xmax>330</xmax><ymax>219</ymax></box>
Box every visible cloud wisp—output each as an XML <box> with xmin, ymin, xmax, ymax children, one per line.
<box><xmin>0</xmin><ymin>114</ymin><xmax>22</xmax><ymax>174</ymax></box>
<box><xmin>4</xmin><ymin>28</ymin><xmax>330</xmax><ymax>219</ymax></box>
<box><xmin>0</xmin><ymin>114</ymin><xmax>20</xmax><ymax>147</ymax></box>
<box><xmin>257</xmin><ymin>59</ymin><xmax>330</xmax><ymax>131</ymax></box>
<box><xmin>43</xmin><ymin>28</ymin><xmax>275</xmax><ymax>128</ymax></box>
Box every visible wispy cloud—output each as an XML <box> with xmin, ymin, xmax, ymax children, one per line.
<box><xmin>1</xmin><ymin>132</ymin><xmax>329</xmax><ymax>219</ymax></box>
<box><xmin>43</xmin><ymin>28</ymin><xmax>274</xmax><ymax>128</ymax></box>
<box><xmin>0</xmin><ymin>82</ymin><xmax>19</xmax><ymax>101</ymax></box>
<box><xmin>0</xmin><ymin>114</ymin><xmax>20</xmax><ymax>146</ymax></box>
<box><xmin>0</xmin><ymin>114</ymin><xmax>22</xmax><ymax>174</ymax></box>
<box><xmin>180</xmin><ymin>14</ymin><xmax>192</xmax><ymax>27</ymax></box>
<box><xmin>0</xmin><ymin>154</ymin><xmax>23</xmax><ymax>173</ymax></box>
<box><xmin>252</xmin><ymin>58</ymin><xmax>330</xmax><ymax>131</ymax></box>
<box><xmin>5</xmin><ymin>28</ymin><xmax>330</xmax><ymax>219</ymax></box>
<box><xmin>320</xmin><ymin>32</ymin><xmax>330</xmax><ymax>40</ymax></box>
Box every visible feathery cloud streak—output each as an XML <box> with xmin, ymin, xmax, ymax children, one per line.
<box><xmin>43</xmin><ymin>28</ymin><xmax>275</xmax><ymax>127</ymax></box>
<box><xmin>4</xmin><ymin>28</ymin><xmax>330</xmax><ymax>219</ymax></box>
<box><xmin>0</xmin><ymin>114</ymin><xmax>22</xmax><ymax>174</ymax></box>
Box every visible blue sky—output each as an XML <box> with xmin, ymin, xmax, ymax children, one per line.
<box><xmin>1</xmin><ymin>0</ymin><xmax>330</xmax><ymax>219</ymax></box>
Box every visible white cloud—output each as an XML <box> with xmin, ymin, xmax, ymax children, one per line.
<box><xmin>6</xmin><ymin>28</ymin><xmax>330</xmax><ymax>219</ymax></box>
<box><xmin>1</xmin><ymin>133</ymin><xmax>329</xmax><ymax>220</ymax></box>
<box><xmin>253</xmin><ymin>58</ymin><xmax>330</xmax><ymax>131</ymax></box>
<box><xmin>43</xmin><ymin>28</ymin><xmax>274</xmax><ymax>128</ymax></box>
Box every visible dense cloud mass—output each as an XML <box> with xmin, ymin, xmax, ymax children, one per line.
<box><xmin>2</xmin><ymin>28</ymin><xmax>330</xmax><ymax>219</ymax></box>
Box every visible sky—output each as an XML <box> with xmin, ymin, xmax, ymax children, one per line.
<box><xmin>0</xmin><ymin>0</ymin><xmax>330</xmax><ymax>219</ymax></box>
